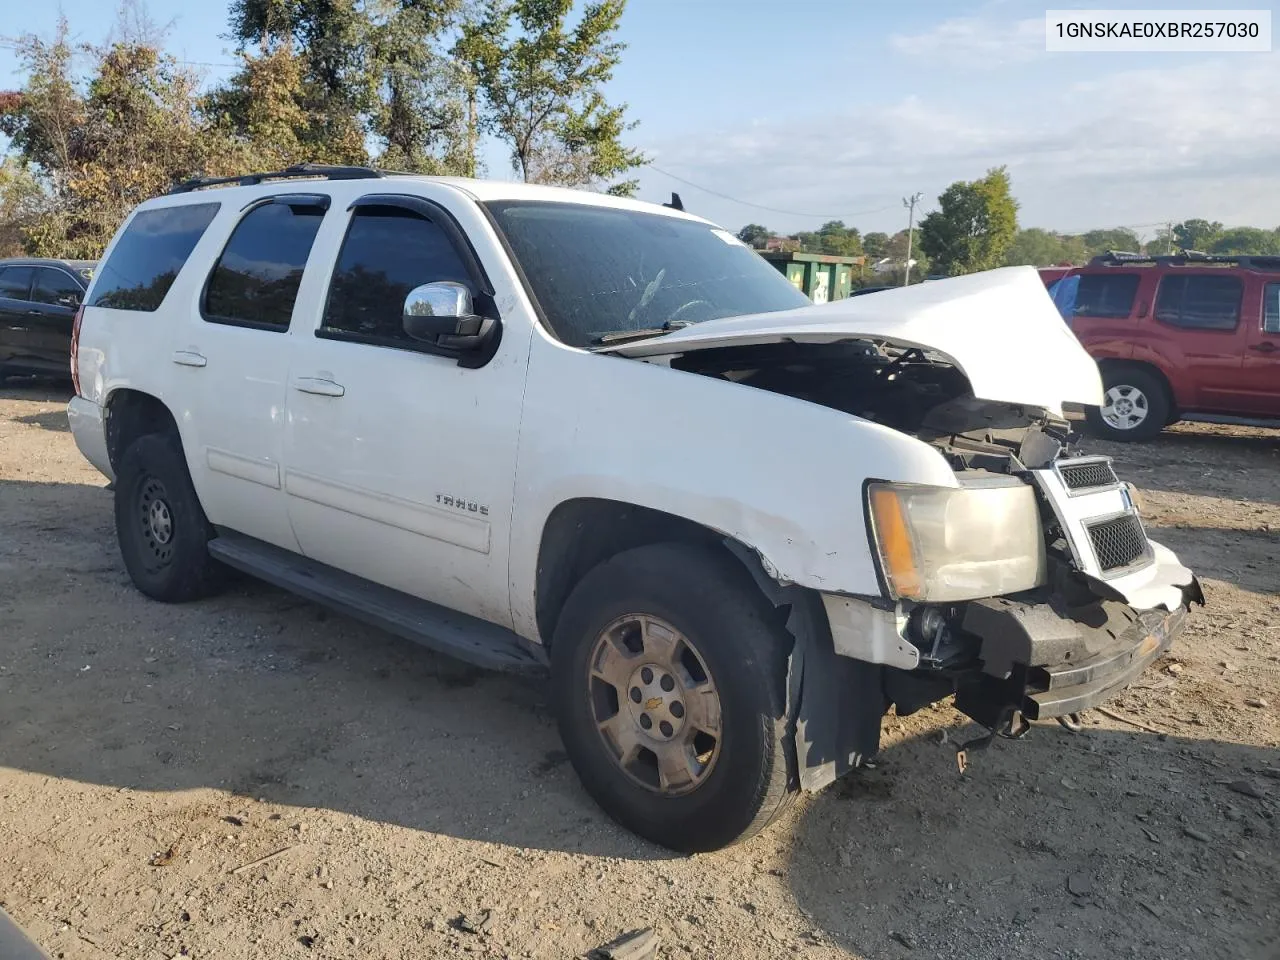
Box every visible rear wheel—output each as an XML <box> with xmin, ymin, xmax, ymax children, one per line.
<box><xmin>115</xmin><ymin>433</ymin><xmax>224</xmax><ymax>602</ymax></box>
<box><xmin>1085</xmin><ymin>367</ymin><xmax>1169</xmax><ymax>441</ymax></box>
<box><xmin>551</xmin><ymin>543</ymin><xmax>795</xmax><ymax>852</ymax></box>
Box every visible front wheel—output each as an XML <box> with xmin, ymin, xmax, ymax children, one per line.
<box><xmin>551</xmin><ymin>543</ymin><xmax>795</xmax><ymax>853</ymax></box>
<box><xmin>1085</xmin><ymin>367</ymin><xmax>1170</xmax><ymax>441</ymax></box>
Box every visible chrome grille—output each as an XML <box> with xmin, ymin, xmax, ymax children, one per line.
<box><xmin>1059</xmin><ymin>459</ymin><xmax>1118</xmax><ymax>491</ymax></box>
<box><xmin>1086</xmin><ymin>512</ymin><xmax>1149</xmax><ymax>572</ymax></box>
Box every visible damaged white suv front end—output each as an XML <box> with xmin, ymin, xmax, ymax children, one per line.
<box><xmin>600</xmin><ymin>266</ymin><xmax>1202</xmax><ymax>785</ymax></box>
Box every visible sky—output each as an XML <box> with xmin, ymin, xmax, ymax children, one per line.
<box><xmin>2</xmin><ymin>0</ymin><xmax>1278</xmax><ymax>242</ymax></box>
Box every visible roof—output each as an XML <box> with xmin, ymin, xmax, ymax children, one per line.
<box><xmin>1087</xmin><ymin>251</ymin><xmax>1280</xmax><ymax>272</ymax></box>
<box><xmin>0</xmin><ymin>257</ymin><xmax>97</xmax><ymax>274</ymax></box>
<box><xmin>157</xmin><ymin>164</ymin><xmax>711</xmax><ymax>225</ymax></box>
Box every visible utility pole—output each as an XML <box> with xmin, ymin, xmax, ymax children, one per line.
<box><xmin>902</xmin><ymin>192</ymin><xmax>923</xmax><ymax>286</ymax></box>
<box><xmin>1166</xmin><ymin>221</ymin><xmax>1173</xmax><ymax>255</ymax></box>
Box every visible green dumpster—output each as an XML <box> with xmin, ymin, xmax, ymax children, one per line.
<box><xmin>759</xmin><ymin>252</ymin><xmax>866</xmax><ymax>303</ymax></box>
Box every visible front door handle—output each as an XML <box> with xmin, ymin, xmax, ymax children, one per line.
<box><xmin>1248</xmin><ymin>341</ymin><xmax>1278</xmax><ymax>354</ymax></box>
<box><xmin>292</xmin><ymin>377</ymin><xmax>345</xmax><ymax>397</ymax></box>
<box><xmin>172</xmin><ymin>350</ymin><xmax>207</xmax><ymax>367</ymax></box>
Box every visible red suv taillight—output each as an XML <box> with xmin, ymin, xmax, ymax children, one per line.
<box><xmin>70</xmin><ymin>305</ymin><xmax>84</xmax><ymax>396</ymax></box>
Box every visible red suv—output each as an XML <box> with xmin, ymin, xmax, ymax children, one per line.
<box><xmin>1048</xmin><ymin>253</ymin><xmax>1280</xmax><ymax>440</ymax></box>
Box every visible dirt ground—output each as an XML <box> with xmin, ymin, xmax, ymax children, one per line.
<box><xmin>1</xmin><ymin>380</ymin><xmax>1277</xmax><ymax>960</ymax></box>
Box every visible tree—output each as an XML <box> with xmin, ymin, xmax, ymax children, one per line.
<box><xmin>1172</xmin><ymin>218</ymin><xmax>1223</xmax><ymax>253</ymax></box>
<box><xmin>202</xmin><ymin>44</ymin><xmax>314</xmax><ymax>169</ymax></box>
<box><xmin>367</xmin><ymin>0</ymin><xmax>474</xmax><ymax>175</ymax></box>
<box><xmin>1078</xmin><ymin>228</ymin><xmax>1141</xmax><ymax>258</ymax></box>
<box><xmin>736</xmin><ymin>223</ymin><xmax>770</xmax><ymax>247</ymax></box>
<box><xmin>1003</xmin><ymin>228</ymin><xmax>1088</xmax><ymax>267</ymax></box>
<box><xmin>788</xmin><ymin>221</ymin><xmax>862</xmax><ymax>257</ymax></box>
<box><xmin>862</xmin><ymin>231</ymin><xmax>889</xmax><ymax>259</ymax></box>
<box><xmin>1210</xmin><ymin>227</ymin><xmax>1280</xmax><ymax>255</ymax></box>
<box><xmin>0</xmin><ymin>17</ymin><xmax>246</xmax><ymax>259</ymax></box>
<box><xmin>457</xmin><ymin>0</ymin><xmax>645</xmax><ymax>194</ymax></box>
<box><xmin>0</xmin><ymin>158</ymin><xmax>45</xmax><ymax>257</ymax></box>
<box><xmin>918</xmin><ymin>166</ymin><xmax>1018</xmax><ymax>275</ymax></box>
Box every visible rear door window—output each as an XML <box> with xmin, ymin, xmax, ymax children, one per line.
<box><xmin>204</xmin><ymin>200</ymin><xmax>327</xmax><ymax>331</ymax></box>
<box><xmin>1071</xmin><ymin>273</ymin><xmax>1139</xmax><ymax>318</ymax></box>
<box><xmin>1155</xmin><ymin>275</ymin><xmax>1242</xmax><ymax>330</ymax></box>
<box><xmin>89</xmin><ymin>203</ymin><xmax>220</xmax><ymax>312</ymax></box>
<box><xmin>0</xmin><ymin>266</ymin><xmax>35</xmax><ymax>301</ymax></box>
<box><xmin>32</xmin><ymin>268</ymin><xmax>84</xmax><ymax>307</ymax></box>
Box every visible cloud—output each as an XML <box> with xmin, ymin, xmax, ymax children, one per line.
<box><xmin>639</xmin><ymin>55</ymin><xmax>1280</xmax><ymax>235</ymax></box>
<box><xmin>890</xmin><ymin>15</ymin><xmax>1044</xmax><ymax>67</ymax></box>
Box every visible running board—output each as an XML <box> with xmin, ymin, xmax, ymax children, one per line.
<box><xmin>208</xmin><ymin>530</ymin><xmax>548</xmax><ymax>674</ymax></box>
<box><xmin>1179</xmin><ymin>412</ymin><xmax>1280</xmax><ymax>429</ymax></box>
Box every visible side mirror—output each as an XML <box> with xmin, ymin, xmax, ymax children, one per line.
<box><xmin>402</xmin><ymin>281</ymin><xmax>488</xmax><ymax>350</ymax></box>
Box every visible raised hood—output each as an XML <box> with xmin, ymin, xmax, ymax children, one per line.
<box><xmin>602</xmin><ymin>266</ymin><xmax>1103</xmax><ymax>415</ymax></box>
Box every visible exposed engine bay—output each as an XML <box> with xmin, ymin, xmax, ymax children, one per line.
<box><xmin>670</xmin><ymin>338</ymin><xmax>1074</xmax><ymax>472</ymax></box>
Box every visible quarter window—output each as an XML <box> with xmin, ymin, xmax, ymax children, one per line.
<box><xmin>32</xmin><ymin>268</ymin><xmax>83</xmax><ymax>307</ymax></box>
<box><xmin>1071</xmin><ymin>273</ymin><xmax>1139</xmax><ymax>319</ymax></box>
<box><xmin>204</xmin><ymin>201</ymin><xmax>326</xmax><ymax>330</ymax></box>
<box><xmin>89</xmin><ymin>203</ymin><xmax>220</xmax><ymax>312</ymax></box>
<box><xmin>1155</xmin><ymin>275</ymin><xmax>1242</xmax><ymax>331</ymax></box>
<box><xmin>321</xmin><ymin>206</ymin><xmax>471</xmax><ymax>344</ymax></box>
<box><xmin>1264</xmin><ymin>283</ymin><xmax>1280</xmax><ymax>334</ymax></box>
<box><xmin>0</xmin><ymin>266</ymin><xmax>34</xmax><ymax>301</ymax></box>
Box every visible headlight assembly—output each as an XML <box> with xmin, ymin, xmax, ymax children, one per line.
<box><xmin>867</xmin><ymin>477</ymin><xmax>1046</xmax><ymax>602</ymax></box>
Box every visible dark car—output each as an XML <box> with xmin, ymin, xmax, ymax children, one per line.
<box><xmin>0</xmin><ymin>257</ymin><xmax>96</xmax><ymax>381</ymax></box>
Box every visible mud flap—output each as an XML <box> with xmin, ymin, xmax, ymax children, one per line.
<box><xmin>725</xmin><ymin>542</ymin><xmax>885</xmax><ymax>792</ymax></box>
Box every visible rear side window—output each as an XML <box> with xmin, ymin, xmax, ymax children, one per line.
<box><xmin>0</xmin><ymin>266</ymin><xmax>34</xmax><ymax>301</ymax></box>
<box><xmin>1264</xmin><ymin>283</ymin><xmax>1280</xmax><ymax>334</ymax></box>
<box><xmin>204</xmin><ymin>201</ymin><xmax>326</xmax><ymax>331</ymax></box>
<box><xmin>321</xmin><ymin>206</ymin><xmax>471</xmax><ymax>344</ymax></box>
<box><xmin>1155</xmin><ymin>275</ymin><xmax>1242</xmax><ymax>331</ymax></box>
<box><xmin>1072</xmin><ymin>273</ymin><xmax>1139</xmax><ymax>318</ymax></box>
<box><xmin>32</xmin><ymin>268</ymin><xmax>84</xmax><ymax>307</ymax></box>
<box><xmin>90</xmin><ymin>203</ymin><xmax>220</xmax><ymax>312</ymax></box>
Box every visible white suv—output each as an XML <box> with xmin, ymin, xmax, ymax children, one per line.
<box><xmin>68</xmin><ymin>164</ymin><xmax>1203</xmax><ymax>852</ymax></box>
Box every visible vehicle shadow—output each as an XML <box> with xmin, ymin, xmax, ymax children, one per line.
<box><xmin>0</xmin><ymin>379</ymin><xmax>74</xmax><ymax>404</ymax></box>
<box><xmin>785</xmin><ymin>723</ymin><xmax>1280</xmax><ymax>960</ymax></box>
<box><xmin>1080</xmin><ymin>424</ymin><xmax>1280</xmax><ymax>505</ymax></box>
<box><xmin>0</xmin><ymin>478</ymin><xmax>672</xmax><ymax>863</ymax></box>
<box><xmin>1139</xmin><ymin>525</ymin><xmax>1277</xmax><ymax>597</ymax></box>
<box><xmin>13</xmin><ymin>409</ymin><xmax>70</xmax><ymax>432</ymax></box>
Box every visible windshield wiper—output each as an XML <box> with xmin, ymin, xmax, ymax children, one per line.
<box><xmin>591</xmin><ymin>319</ymin><xmax>694</xmax><ymax>346</ymax></box>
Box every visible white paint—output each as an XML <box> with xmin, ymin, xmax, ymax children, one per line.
<box><xmin>603</xmin><ymin>266</ymin><xmax>1104</xmax><ymax>415</ymax></box>
<box><xmin>68</xmin><ymin>175</ymin><xmax>1192</xmax><ymax>664</ymax></box>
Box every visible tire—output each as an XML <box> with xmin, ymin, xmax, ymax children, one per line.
<box><xmin>551</xmin><ymin>542</ymin><xmax>795</xmax><ymax>853</ymax></box>
<box><xmin>1085</xmin><ymin>367</ymin><xmax>1169</xmax><ymax>442</ymax></box>
<box><xmin>114</xmin><ymin>432</ymin><xmax>224</xmax><ymax>602</ymax></box>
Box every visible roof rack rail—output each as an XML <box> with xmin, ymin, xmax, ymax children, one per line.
<box><xmin>1089</xmin><ymin>250</ymin><xmax>1280</xmax><ymax>271</ymax></box>
<box><xmin>169</xmin><ymin>163</ymin><xmax>387</xmax><ymax>195</ymax></box>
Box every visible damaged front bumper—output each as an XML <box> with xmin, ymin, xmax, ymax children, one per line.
<box><xmin>953</xmin><ymin>577</ymin><xmax>1203</xmax><ymax>729</ymax></box>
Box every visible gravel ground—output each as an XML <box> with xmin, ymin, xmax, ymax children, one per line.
<box><xmin>1</xmin><ymin>380</ymin><xmax>1277</xmax><ymax>960</ymax></box>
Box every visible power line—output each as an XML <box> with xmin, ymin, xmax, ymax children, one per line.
<box><xmin>647</xmin><ymin>163</ymin><xmax>899</xmax><ymax>221</ymax></box>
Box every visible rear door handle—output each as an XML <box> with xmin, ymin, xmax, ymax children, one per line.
<box><xmin>1248</xmin><ymin>342</ymin><xmax>1278</xmax><ymax>354</ymax></box>
<box><xmin>172</xmin><ymin>350</ymin><xmax>207</xmax><ymax>367</ymax></box>
<box><xmin>292</xmin><ymin>377</ymin><xmax>345</xmax><ymax>397</ymax></box>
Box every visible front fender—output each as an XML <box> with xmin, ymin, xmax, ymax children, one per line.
<box><xmin>507</xmin><ymin>338</ymin><xmax>958</xmax><ymax>641</ymax></box>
